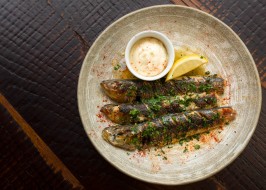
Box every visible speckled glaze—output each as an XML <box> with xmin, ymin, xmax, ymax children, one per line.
<box><xmin>78</xmin><ymin>5</ymin><xmax>261</xmax><ymax>185</ymax></box>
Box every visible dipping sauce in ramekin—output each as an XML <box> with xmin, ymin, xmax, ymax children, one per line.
<box><xmin>130</xmin><ymin>37</ymin><xmax>168</xmax><ymax>77</ymax></box>
<box><xmin>125</xmin><ymin>31</ymin><xmax>174</xmax><ymax>81</ymax></box>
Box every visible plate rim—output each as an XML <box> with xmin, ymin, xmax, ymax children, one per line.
<box><xmin>77</xmin><ymin>4</ymin><xmax>262</xmax><ymax>185</ymax></box>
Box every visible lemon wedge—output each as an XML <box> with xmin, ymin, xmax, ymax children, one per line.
<box><xmin>166</xmin><ymin>54</ymin><xmax>208</xmax><ymax>81</ymax></box>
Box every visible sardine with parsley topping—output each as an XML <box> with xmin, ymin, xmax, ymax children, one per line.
<box><xmin>101</xmin><ymin>93</ymin><xmax>218</xmax><ymax>124</ymax></box>
<box><xmin>102</xmin><ymin>107</ymin><xmax>236</xmax><ymax>151</ymax></box>
<box><xmin>100</xmin><ymin>75</ymin><xmax>224</xmax><ymax>103</ymax></box>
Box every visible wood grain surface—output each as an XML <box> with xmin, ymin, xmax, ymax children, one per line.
<box><xmin>0</xmin><ymin>0</ymin><xmax>265</xmax><ymax>189</ymax></box>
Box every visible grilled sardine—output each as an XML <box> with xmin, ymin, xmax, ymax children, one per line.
<box><xmin>100</xmin><ymin>75</ymin><xmax>224</xmax><ymax>103</ymax></box>
<box><xmin>101</xmin><ymin>93</ymin><xmax>218</xmax><ymax>124</ymax></box>
<box><xmin>102</xmin><ymin>107</ymin><xmax>236</xmax><ymax>151</ymax></box>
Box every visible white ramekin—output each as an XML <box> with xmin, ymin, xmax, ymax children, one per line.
<box><xmin>125</xmin><ymin>30</ymin><xmax>174</xmax><ymax>81</ymax></box>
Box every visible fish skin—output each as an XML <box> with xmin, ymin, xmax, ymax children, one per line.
<box><xmin>102</xmin><ymin>107</ymin><xmax>236</xmax><ymax>151</ymax></box>
<box><xmin>100</xmin><ymin>75</ymin><xmax>224</xmax><ymax>103</ymax></box>
<box><xmin>101</xmin><ymin>93</ymin><xmax>218</xmax><ymax>124</ymax></box>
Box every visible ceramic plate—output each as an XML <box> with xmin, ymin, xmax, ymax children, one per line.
<box><xmin>78</xmin><ymin>5</ymin><xmax>261</xmax><ymax>185</ymax></box>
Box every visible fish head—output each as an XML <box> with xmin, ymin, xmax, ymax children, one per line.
<box><xmin>100</xmin><ymin>80</ymin><xmax>137</xmax><ymax>103</ymax></box>
<box><xmin>100</xmin><ymin>104</ymin><xmax>117</xmax><ymax>115</ymax></box>
<box><xmin>100</xmin><ymin>104</ymin><xmax>128</xmax><ymax>124</ymax></box>
<box><xmin>102</xmin><ymin>125</ymin><xmax>136</xmax><ymax>151</ymax></box>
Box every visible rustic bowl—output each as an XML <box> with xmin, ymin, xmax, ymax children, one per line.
<box><xmin>78</xmin><ymin>5</ymin><xmax>261</xmax><ymax>185</ymax></box>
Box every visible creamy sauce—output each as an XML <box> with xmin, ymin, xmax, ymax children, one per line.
<box><xmin>130</xmin><ymin>37</ymin><xmax>168</xmax><ymax>77</ymax></box>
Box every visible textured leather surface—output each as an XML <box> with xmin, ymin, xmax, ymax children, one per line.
<box><xmin>0</xmin><ymin>0</ymin><xmax>265</xmax><ymax>189</ymax></box>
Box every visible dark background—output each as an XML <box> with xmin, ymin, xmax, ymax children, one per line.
<box><xmin>0</xmin><ymin>0</ymin><xmax>265</xmax><ymax>189</ymax></box>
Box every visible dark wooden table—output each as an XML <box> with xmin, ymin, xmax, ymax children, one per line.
<box><xmin>1</xmin><ymin>0</ymin><xmax>265</xmax><ymax>189</ymax></box>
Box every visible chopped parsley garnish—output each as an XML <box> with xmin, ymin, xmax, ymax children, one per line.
<box><xmin>194</xmin><ymin>144</ymin><xmax>200</xmax><ymax>150</ymax></box>
<box><xmin>188</xmin><ymin>83</ymin><xmax>197</xmax><ymax>91</ymax></box>
<box><xmin>131</xmin><ymin>125</ymin><xmax>138</xmax><ymax>133</ymax></box>
<box><xmin>192</xmin><ymin>134</ymin><xmax>200</xmax><ymax>141</ymax></box>
<box><xmin>183</xmin><ymin>147</ymin><xmax>188</xmax><ymax>153</ymax></box>
<box><xmin>129</xmin><ymin>109</ymin><xmax>139</xmax><ymax>117</ymax></box>
<box><xmin>128</xmin><ymin>85</ymin><xmax>137</xmax><ymax>90</ymax></box>
<box><xmin>141</xmin><ymin>122</ymin><xmax>160</xmax><ymax>141</ymax></box>
<box><xmin>205</xmin><ymin>71</ymin><xmax>210</xmax><ymax>75</ymax></box>
<box><xmin>199</xmin><ymin>84</ymin><xmax>213</xmax><ymax>92</ymax></box>
<box><xmin>131</xmin><ymin>137</ymin><xmax>140</xmax><ymax>148</ymax></box>
<box><xmin>114</xmin><ymin>64</ymin><xmax>121</xmax><ymax>70</ymax></box>
<box><xmin>212</xmin><ymin>112</ymin><xmax>220</xmax><ymax>120</ymax></box>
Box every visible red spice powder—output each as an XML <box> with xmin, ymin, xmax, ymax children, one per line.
<box><xmin>210</xmin><ymin>132</ymin><xmax>220</xmax><ymax>143</ymax></box>
<box><xmin>96</xmin><ymin>113</ymin><xmax>107</xmax><ymax>123</ymax></box>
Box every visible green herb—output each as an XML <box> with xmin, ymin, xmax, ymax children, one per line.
<box><xmin>182</xmin><ymin>83</ymin><xmax>197</xmax><ymax>92</ymax></box>
<box><xmin>145</xmin><ymin>97</ymin><xmax>164</xmax><ymax>112</ymax></box>
<box><xmin>163</xmin><ymin>126</ymin><xmax>168</xmax><ymax>133</ymax></box>
<box><xmin>114</xmin><ymin>64</ymin><xmax>121</xmax><ymax>70</ymax></box>
<box><xmin>179</xmin><ymin>96</ymin><xmax>192</xmax><ymax>107</ymax></box>
<box><xmin>163</xmin><ymin>156</ymin><xmax>167</xmax><ymax>160</ymax></box>
<box><xmin>129</xmin><ymin>109</ymin><xmax>139</xmax><ymax>117</ymax></box>
<box><xmin>183</xmin><ymin>147</ymin><xmax>188</xmax><ymax>153</ymax></box>
<box><xmin>131</xmin><ymin>137</ymin><xmax>140</xmax><ymax>146</ymax></box>
<box><xmin>200</xmin><ymin>56</ymin><xmax>204</xmax><ymax>59</ymax></box>
<box><xmin>199</xmin><ymin>84</ymin><xmax>213</xmax><ymax>92</ymax></box>
<box><xmin>131</xmin><ymin>125</ymin><xmax>138</xmax><ymax>134</ymax></box>
<box><xmin>126</xmin><ymin>152</ymin><xmax>130</xmax><ymax>155</ymax></box>
<box><xmin>164</xmin><ymin>134</ymin><xmax>172</xmax><ymax>144</ymax></box>
<box><xmin>185</xmin><ymin>137</ymin><xmax>192</xmax><ymax>142</ymax></box>
<box><xmin>205</xmin><ymin>71</ymin><xmax>210</xmax><ymax>75</ymax></box>
<box><xmin>194</xmin><ymin>144</ymin><xmax>200</xmax><ymax>150</ymax></box>
<box><xmin>162</xmin><ymin>117</ymin><xmax>171</xmax><ymax>125</ymax></box>
<box><xmin>202</xmin><ymin>117</ymin><xmax>208</xmax><ymax>127</ymax></box>
<box><xmin>192</xmin><ymin>134</ymin><xmax>200</xmax><ymax>141</ymax></box>
<box><xmin>172</xmin><ymin>116</ymin><xmax>177</xmax><ymax>123</ymax></box>
<box><xmin>161</xmin><ymin>149</ymin><xmax>165</xmax><ymax>154</ymax></box>
<box><xmin>179</xmin><ymin>139</ymin><xmax>185</xmax><ymax>146</ymax></box>
<box><xmin>210</xmin><ymin>97</ymin><xmax>217</xmax><ymax>104</ymax></box>
<box><xmin>169</xmin><ymin>87</ymin><xmax>176</xmax><ymax>96</ymax></box>
<box><xmin>157</xmin><ymin>154</ymin><xmax>161</xmax><ymax>156</ymax></box>
<box><xmin>126</xmin><ymin>91</ymin><xmax>132</xmax><ymax>97</ymax></box>
<box><xmin>142</xmin><ymin>122</ymin><xmax>159</xmax><ymax>140</ymax></box>
<box><xmin>212</xmin><ymin>112</ymin><xmax>220</xmax><ymax>120</ymax></box>
<box><xmin>128</xmin><ymin>85</ymin><xmax>137</xmax><ymax>91</ymax></box>
<box><xmin>126</xmin><ymin>85</ymin><xmax>137</xmax><ymax>97</ymax></box>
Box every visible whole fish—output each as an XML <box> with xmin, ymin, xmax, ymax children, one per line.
<box><xmin>100</xmin><ymin>75</ymin><xmax>224</xmax><ymax>103</ymax></box>
<box><xmin>101</xmin><ymin>93</ymin><xmax>218</xmax><ymax>124</ymax></box>
<box><xmin>102</xmin><ymin>107</ymin><xmax>236</xmax><ymax>151</ymax></box>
